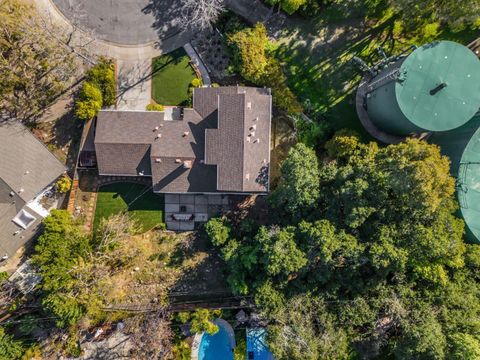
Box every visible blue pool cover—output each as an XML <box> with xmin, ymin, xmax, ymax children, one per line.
<box><xmin>246</xmin><ymin>328</ymin><xmax>275</xmax><ymax>360</ymax></box>
<box><xmin>198</xmin><ymin>321</ymin><xmax>234</xmax><ymax>360</ymax></box>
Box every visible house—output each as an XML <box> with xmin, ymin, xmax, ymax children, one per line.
<box><xmin>94</xmin><ymin>86</ymin><xmax>271</xmax><ymax>193</ymax></box>
<box><xmin>0</xmin><ymin>122</ymin><xmax>66</xmax><ymax>258</ymax></box>
<box><xmin>93</xmin><ymin>86</ymin><xmax>272</xmax><ymax>230</ymax></box>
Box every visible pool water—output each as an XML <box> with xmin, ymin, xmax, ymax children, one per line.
<box><xmin>198</xmin><ymin>321</ymin><xmax>234</xmax><ymax>360</ymax></box>
<box><xmin>246</xmin><ymin>328</ymin><xmax>274</xmax><ymax>360</ymax></box>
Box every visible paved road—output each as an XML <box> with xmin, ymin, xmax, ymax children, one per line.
<box><xmin>52</xmin><ymin>0</ymin><xmax>184</xmax><ymax>45</ymax></box>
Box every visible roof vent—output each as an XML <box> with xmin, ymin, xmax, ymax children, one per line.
<box><xmin>200</xmin><ymin>159</ymin><xmax>204</xmax><ymax>164</ymax></box>
<box><xmin>245</xmin><ymin>173</ymin><xmax>250</xmax><ymax>180</ymax></box>
<box><xmin>247</xmin><ymin>136</ymin><xmax>251</xmax><ymax>142</ymax></box>
<box><xmin>18</xmin><ymin>188</ymin><xmax>24</xmax><ymax>194</ymax></box>
<box><xmin>9</xmin><ymin>191</ymin><xmax>14</xmax><ymax>197</ymax></box>
<box><xmin>156</xmin><ymin>133</ymin><xmax>162</xmax><ymax>139</ymax></box>
<box><xmin>254</xmin><ymin>138</ymin><xmax>260</xmax><ymax>143</ymax></box>
<box><xmin>250</xmin><ymin>125</ymin><xmax>256</xmax><ymax>131</ymax></box>
<box><xmin>24</xmin><ymin>170</ymin><xmax>29</xmax><ymax>175</ymax></box>
<box><xmin>154</xmin><ymin>126</ymin><xmax>159</xmax><ymax>131</ymax></box>
<box><xmin>183</xmin><ymin>131</ymin><xmax>190</xmax><ymax>137</ymax></box>
<box><xmin>247</xmin><ymin>102</ymin><xmax>252</xmax><ymax>109</ymax></box>
<box><xmin>175</xmin><ymin>159</ymin><xmax>181</xmax><ymax>163</ymax></box>
<box><xmin>250</xmin><ymin>132</ymin><xmax>255</xmax><ymax>137</ymax></box>
<box><xmin>155</xmin><ymin>158</ymin><xmax>162</xmax><ymax>163</ymax></box>
<box><xmin>254</xmin><ymin>117</ymin><xmax>259</xmax><ymax>121</ymax></box>
<box><xmin>183</xmin><ymin>160</ymin><xmax>192</xmax><ymax>169</ymax></box>
<box><xmin>139</xmin><ymin>171</ymin><xmax>144</xmax><ymax>176</ymax></box>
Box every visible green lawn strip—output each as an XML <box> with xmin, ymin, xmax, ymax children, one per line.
<box><xmin>93</xmin><ymin>182</ymin><xmax>164</xmax><ymax>233</ymax></box>
<box><xmin>151</xmin><ymin>48</ymin><xmax>198</xmax><ymax>106</ymax></box>
<box><xmin>273</xmin><ymin>8</ymin><xmax>478</xmax><ymax>138</ymax></box>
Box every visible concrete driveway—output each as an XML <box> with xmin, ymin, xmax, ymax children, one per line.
<box><xmin>116</xmin><ymin>59</ymin><xmax>152</xmax><ymax>110</ymax></box>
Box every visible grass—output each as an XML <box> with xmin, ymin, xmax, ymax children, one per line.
<box><xmin>151</xmin><ymin>48</ymin><xmax>198</xmax><ymax>106</ymax></box>
<box><xmin>272</xmin><ymin>1</ymin><xmax>479</xmax><ymax>140</ymax></box>
<box><xmin>94</xmin><ymin>182</ymin><xmax>164</xmax><ymax>233</ymax></box>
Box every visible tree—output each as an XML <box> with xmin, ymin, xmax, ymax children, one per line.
<box><xmin>180</xmin><ymin>0</ymin><xmax>225</xmax><ymax>30</ymax></box>
<box><xmin>228</xmin><ymin>23</ymin><xmax>302</xmax><ymax>114</ymax></box>
<box><xmin>126</xmin><ymin>312</ymin><xmax>174</xmax><ymax>360</ymax></box>
<box><xmin>33</xmin><ymin>210</ymin><xmax>92</xmax><ymax>327</ymax></box>
<box><xmin>55</xmin><ymin>175</ymin><xmax>72</xmax><ymax>193</ymax></box>
<box><xmin>0</xmin><ymin>0</ymin><xmax>76</xmax><ymax>123</ymax></box>
<box><xmin>0</xmin><ymin>327</ymin><xmax>25</xmax><ymax>360</ymax></box>
<box><xmin>75</xmin><ymin>82</ymin><xmax>103</xmax><ymax>121</ymax></box>
<box><xmin>256</xmin><ymin>226</ymin><xmax>307</xmax><ymax>278</ymax></box>
<box><xmin>182</xmin><ymin>309</ymin><xmax>220</xmax><ymax>335</ymax></box>
<box><xmin>265</xmin><ymin>295</ymin><xmax>351</xmax><ymax>360</ymax></box>
<box><xmin>85</xmin><ymin>59</ymin><xmax>116</xmax><ymax>106</ymax></box>
<box><xmin>449</xmin><ymin>333</ymin><xmax>480</xmax><ymax>359</ymax></box>
<box><xmin>390</xmin><ymin>0</ymin><xmax>480</xmax><ymax>31</ymax></box>
<box><xmin>270</xmin><ymin>143</ymin><xmax>320</xmax><ymax>219</ymax></box>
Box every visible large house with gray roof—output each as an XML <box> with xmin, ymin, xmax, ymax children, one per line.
<box><xmin>94</xmin><ymin>86</ymin><xmax>272</xmax><ymax>195</ymax></box>
<box><xmin>0</xmin><ymin>122</ymin><xmax>66</xmax><ymax>258</ymax></box>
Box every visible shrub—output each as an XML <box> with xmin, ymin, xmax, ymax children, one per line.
<box><xmin>86</xmin><ymin>58</ymin><xmax>116</xmax><ymax>106</ymax></box>
<box><xmin>146</xmin><ymin>103</ymin><xmax>165</xmax><ymax>111</ymax></box>
<box><xmin>75</xmin><ymin>82</ymin><xmax>102</xmax><ymax>121</ymax></box>
<box><xmin>191</xmin><ymin>78</ymin><xmax>203</xmax><ymax>88</ymax></box>
<box><xmin>55</xmin><ymin>175</ymin><xmax>72</xmax><ymax>193</ymax></box>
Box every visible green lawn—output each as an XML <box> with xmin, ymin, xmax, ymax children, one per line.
<box><xmin>151</xmin><ymin>48</ymin><xmax>197</xmax><ymax>106</ymax></box>
<box><xmin>94</xmin><ymin>182</ymin><xmax>164</xmax><ymax>233</ymax></box>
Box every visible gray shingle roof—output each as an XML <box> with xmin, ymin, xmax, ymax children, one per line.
<box><xmin>0</xmin><ymin>122</ymin><xmax>65</xmax><ymax>257</ymax></box>
<box><xmin>0</xmin><ymin>122</ymin><xmax>66</xmax><ymax>201</ymax></box>
<box><xmin>94</xmin><ymin>86</ymin><xmax>271</xmax><ymax>193</ymax></box>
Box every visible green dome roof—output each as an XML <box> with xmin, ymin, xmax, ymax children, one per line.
<box><xmin>396</xmin><ymin>41</ymin><xmax>480</xmax><ymax>132</ymax></box>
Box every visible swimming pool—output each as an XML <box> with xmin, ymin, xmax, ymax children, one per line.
<box><xmin>198</xmin><ymin>319</ymin><xmax>235</xmax><ymax>360</ymax></box>
<box><xmin>246</xmin><ymin>328</ymin><xmax>274</xmax><ymax>360</ymax></box>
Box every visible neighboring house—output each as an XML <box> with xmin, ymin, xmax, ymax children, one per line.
<box><xmin>0</xmin><ymin>122</ymin><xmax>66</xmax><ymax>258</ymax></box>
<box><xmin>94</xmin><ymin>86</ymin><xmax>272</xmax><ymax>194</ymax></box>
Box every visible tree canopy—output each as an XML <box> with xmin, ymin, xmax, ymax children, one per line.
<box><xmin>206</xmin><ymin>133</ymin><xmax>479</xmax><ymax>359</ymax></box>
<box><xmin>0</xmin><ymin>0</ymin><xmax>76</xmax><ymax>123</ymax></box>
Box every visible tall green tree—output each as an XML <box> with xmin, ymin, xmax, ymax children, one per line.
<box><xmin>270</xmin><ymin>143</ymin><xmax>320</xmax><ymax>219</ymax></box>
